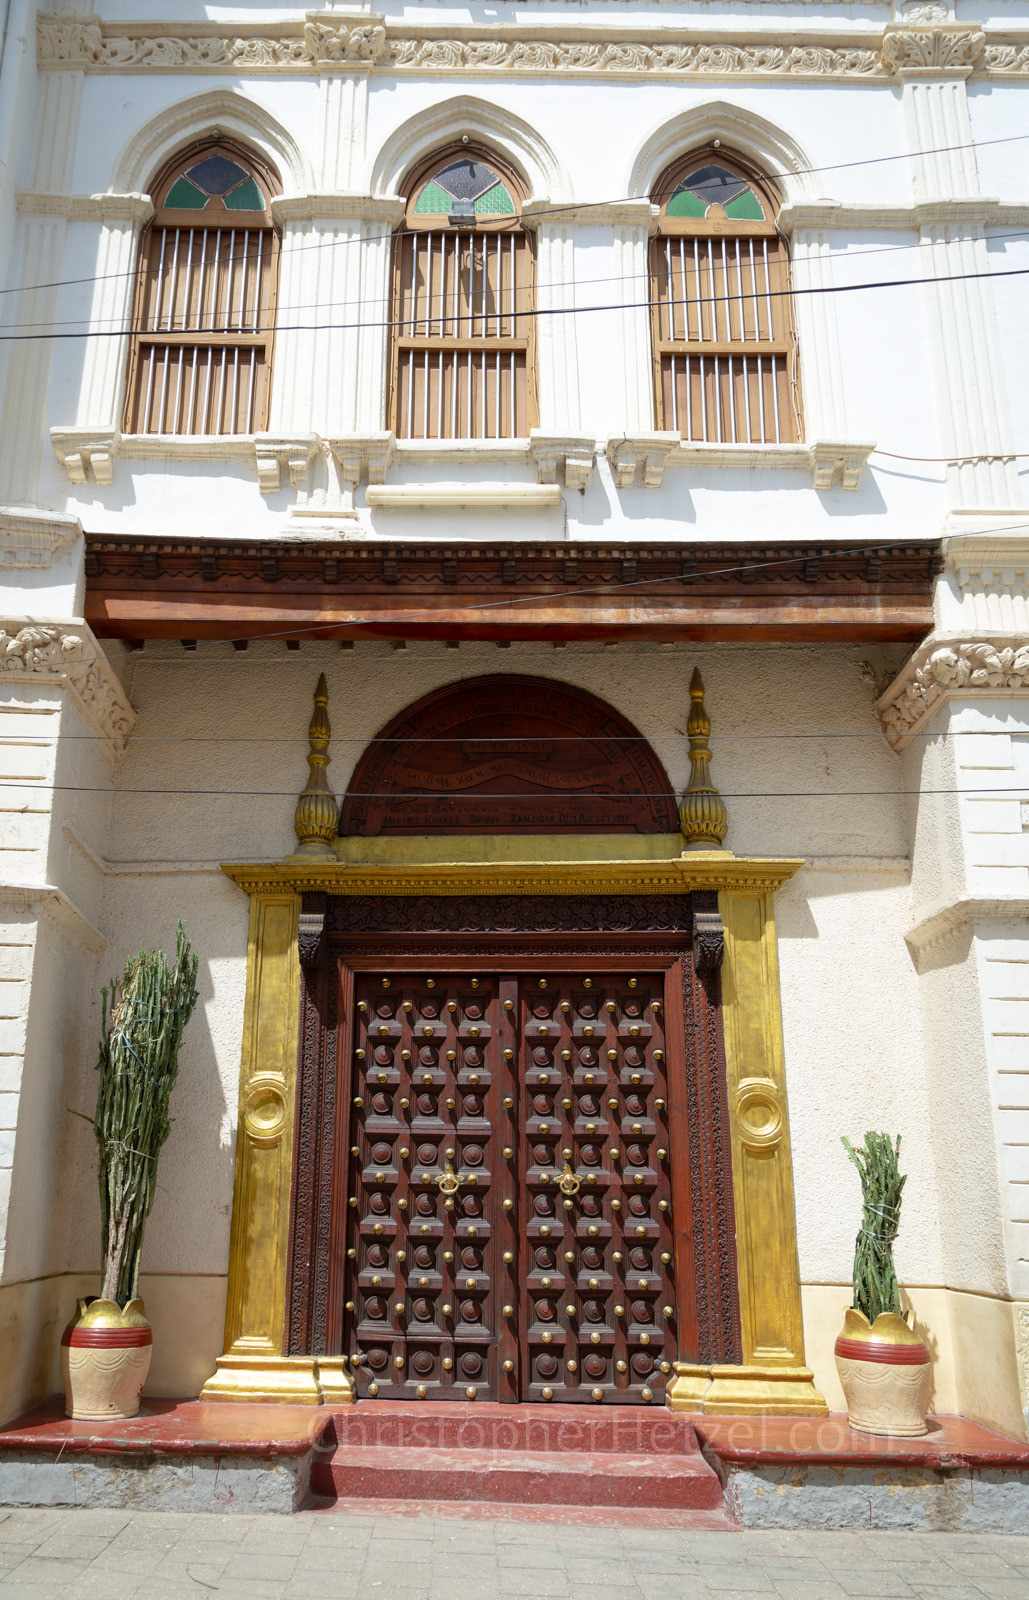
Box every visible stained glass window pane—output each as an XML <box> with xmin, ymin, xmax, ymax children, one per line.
<box><xmin>665</xmin><ymin>163</ymin><xmax>765</xmax><ymax>222</ymax></box>
<box><xmin>413</xmin><ymin>158</ymin><xmax>514</xmax><ymax>217</ymax></box>
<box><xmin>164</xmin><ymin>177</ymin><xmax>209</xmax><ymax>210</ymax></box>
<box><xmin>224</xmin><ymin>178</ymin><xmax>265</xmax><ymax>212</ymax></box>
<box><xmin>186</xmin><ymin>155</ymin><xmax>251</xmax><ymax>196</ymax></box>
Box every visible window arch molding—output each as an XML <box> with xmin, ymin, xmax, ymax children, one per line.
<box><xmin>123</xmin><ymin>136</ymin><xmax>282</xmax><ymax>436</ymax></box>
<box><xmin>627</xmin><ymin>102</ymin><xmax>816</xmax><ymax>208</ymax></box>
<box><xmin>112</xmin><ymin>90</ymin><xmax>306</xmax><ymax>199</ymax></box>
<box><xmin>387</xmin><ymin>142</ymin><xmax>538</xmax><ymax>441</ymax></box>
<box><xmin>648</xmin><ymin>143</ymin><xmax>802</xmax><ymax>445</ymax></box>
<box><xmin>369</xmin><ymin>95</ymin><xmax>565</xmax><ymax>202</ymax></box>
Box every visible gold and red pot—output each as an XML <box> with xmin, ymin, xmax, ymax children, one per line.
<box><xmin>834</xmin><ymin>1306</ymin><xmax>931</xmax><ymax>1437</ymax></box>
<box><xmin>61</xmin><ymin>1298</ymin><xmax>152</xmax><ymax>1420</ymax></box>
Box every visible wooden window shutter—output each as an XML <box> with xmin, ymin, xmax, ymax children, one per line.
<box><xmin>123</xmin><ymin>141</ymin><xmax>280</xmax><ymax>435</ymax></box>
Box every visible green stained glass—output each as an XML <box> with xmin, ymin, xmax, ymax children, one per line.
<box><xmin>164</xmin><ymin>177</ymin><xmax>208</xmax><ymax>211</ymax></box>
<box><xmin>224</xmin><ymin>177</ymin><xmax>265</xmax><ymax>211</ymax></box>
<box><xmin>413</xmin><ymin>179</ymin><xmax>452</xmax><ymax>215</ymax></box>
<box><xmin>474</xmin><ymin>181</ymin><xmax>514</xmax><ymax>216</ymax></box>
<box><xmin>666</xmin><ymin>185</ymin><xmax>708</xmax><ymax>219</ymax></box>
<box><xmin>724</xmin><ymin>189</ymin><xmax>765</xmax><ymax>221</ymax></box>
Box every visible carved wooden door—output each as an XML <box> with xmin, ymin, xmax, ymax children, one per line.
<box><xmin>520</xmin><ymin>974</ymin><xmax>675</xmax><ymax>1404</ymax></box>
<box><xmin>345</xmin><ymin>973</ymin><xmax>517</xmax><ymax>1401</ymax></box>
<box><xmin>345</xmin><ymin>970</ymin><xmax>677</xmax><ymax>1403</ymax></box>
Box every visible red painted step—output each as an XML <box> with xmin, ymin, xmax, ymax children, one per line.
<box><xmin>311</xmin><ymin>1404</ymin><xmax>726</xmax><ymax>1514</ymax></box>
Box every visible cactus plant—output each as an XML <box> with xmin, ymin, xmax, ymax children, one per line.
<box><xmin>841</xmin><ymin>1131</ymin><xmax>906</xmax><ymax>1324</ymax></box>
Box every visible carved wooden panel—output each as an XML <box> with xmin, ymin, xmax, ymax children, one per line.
<box><xmin>519</xmin><ymin>974</ymin><xmax>675</xmax><ymax>1404</ymax></box>
<box><xmin>339</xmin><ymin>676</ymin><xmax>678</xmax><ymax>836</ymax></box>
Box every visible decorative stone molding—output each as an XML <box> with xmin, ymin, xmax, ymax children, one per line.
<box><xmin>49</xmin><ymin>427</ymin><xmax>118</xmax><ymax>487</ymax></box>
<box><xmin>607</xmin><ymin>434</ymin><xmax>681</xmax><ymax>490</ymax></box>
<box><xmin>877</xmin><ymin>635</ymin><xmax>1029</xmax><ymax>749</ymax></box>
<box><xmin>882</xmin><ymin>26</ymin><xmax>985</xmax><ymax>76</ymax></box>
<box><xmin>0</xmin><ymin>507</ymin><xmax>81</xmax><ymax>570</ymax></box>
<box><xmin>810</xmin><ymin>439</ymin><xmax>877</xmax><ymax>491</ymax></box>
<box><xmin>16</xmin><ymin>191</ymin><xmax>153</xmax><ymax>224</ymax></box>
<box><xmin>269</xmin><ymin>194</ymin><xmax>405</xmax><ymax>228</ymax></box>
<box><xmin>0</xmin><ymin>883</ymin><xmax>105</xmax><ymax>953</ymax></box>
<box><xmin>529</xmin><ymin>433</ymin><xmax>596</xmax><ymax>492</ymax></box>
<box><xmin>939</xmin><ymin>534</ymin><xmax>1029</xmax><ymax>633</ymax></box>
<box><xmin>254</xmin><ymin>435</ymin><xmax>320</xmax><ymax>496</ymax></box>
<box><xmin>780</xmin><ymin>199</ymin><xmax>1029</xmax><ymax>233</ymax></box>
<box><xmin>0</xmin><ymin>621</ymin><xmax>135</xmax><ymax>755</ymax></box>
<box><xmin>607</xmin><ymin>436</ymin><xmax>876</xmax><ymax>491</ymax></box>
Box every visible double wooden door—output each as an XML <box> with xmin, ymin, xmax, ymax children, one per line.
<box><xmin>344</xmin><ymin>970</ymin><xmax>677</xmax><ymax>1403</ymax></box>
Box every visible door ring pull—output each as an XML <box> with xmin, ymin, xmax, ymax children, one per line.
<box><xmin>437</xmin><ymin>1157</ymin><xmax>462</xmax><ymax>1196</ymax></box>
<box><xmin>558</xmin><ymin>1157</ymin><xmax>581</xmax><ymax>1198</ymax></box>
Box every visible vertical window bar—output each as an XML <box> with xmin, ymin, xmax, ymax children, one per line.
<box><xmin>156</xmin><ymin>345</ymin><xmax>170</xmax><ymax>430</ymax></box>
<box><xmin>185</xmin><ymin>342</ymin><xmax>199</xmax><ymax>431</ymax></box>
<box><xmin>479</xmin><ymin>350</ymin><xmax>485</xmax><ymax>439</ymax></box>
<box><xmin>669</xmin><ymin>354</ymin><xmax>678</xmax><ymax>432</ymax></box>
<box><xmin>771</xmin><ymin>356</ymin><xmax>782</xmax><ymax>444</ymax></box>
<box><xmin>201</xmin><ymin>347</ymin><xmax>214</xmax><ymax>433</ymax></box>
<box><xmin>182</xmin><ymin>228</ymin><xmax>196</xmax><ymax>334</ymax></box>
<box><xmin>763</xmin><ymin>240</ymin><xmax>774</xmax><ymax>342</ymax></box>
<box><xmin>230</xmin><ymin>345</ymin><xmax>241</xmax><ymax>432</ymax></box>
<box><xmin>167</xmin><ymin>228</ymin><xmax>182</xmax><ymax>333</ymax></box>
<box><xmin>237</xmin><ymin>232</ymin><xmax>249</xmax><ymax>333</ymax></box>
<box><xmin>436</xmin><ymin>347</ymin><xmax>443</xmax><ymax>439</ymax></box>
<box><xmin>757</xmin><ymin>354</ymin><xmax>766</xmax><ymax>441</ymax></box>
<box><xmin>714</xmin><ymin>354</ymin><xmax>723</xmax><ymax>441</ymax></box>
<box><xmin>742</xmin><ymin>355</ymin><xmax>752</xmax><ymax>442</ymax></box>
<box><xmin>734</xmin><ymin>238</ymin><xmax>746</xmax><ymax>342</ymax></box>
<box><xmin>142</xmin><ymin>348</ymin><xmax>156</xmax><ymax>432</ymax></box>
<box><xmin>225</xmin><ymin>231</ymin><xmax>236</xmax><ymax>333</ymax></box>
<box><xmin>684</xmin><ymin>353</ymin><xmax>692</xmax><ymax>440</ymax></box>
<box><xmin>752</xmin><ymin>233</ymin><xmax>761</xmax><ymax>337</ymax></box>
<box><xmin>252</xmin><ymin>234</ymin><xmax>263</xmax><ymax>333</ymax></box>
<box><xmin>721</xmin><ymin>239</ymin><xmax>731</xmax><ymax>343</ymax></box>
<box><xmin>466</xmin><ymin>348</ymin><xmax>472</xmax><ymax>439</ymax></box>
<box><xmin>699</xmin><ymin>353</ymin><xmax>708</xmax><ymax>439</ymax></box>
<box><xmin>727</xmin><ymin>352</ymin><xmax>737</xmax><ymax>442</ymax></box>
<box><xmin>195</xmin><ymin>230</ymin><xmax>209</xmax><ymax>332</ymax></box>
<box><xmin>694</xmin><ymin>239</ymin><xmax>702</xmax><ymax>342</ymax></box>
<box><xmin>151</xmin><ymin>230</ymin><xmax>168</xmax><ymax>331</ymax></box>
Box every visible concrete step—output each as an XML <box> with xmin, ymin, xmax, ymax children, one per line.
<box><xmin>325</xmin><ymin>1400</ymin><xmax>702</xmax><ymax>1455</ymax></box>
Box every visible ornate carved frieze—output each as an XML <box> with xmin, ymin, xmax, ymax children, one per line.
<box><xmin>878</xmin><ymin>635</ymin><xmax>1029</xmax><ymax>748</ymax></box>
<box><xmin>36</xmin><ymin>14</ymin><xmax>1029</xmax><ymax>80</ymax></box>
<box><xmin>0</xmin><ymin>620</ymin><xmax>135</xmax><ymax>753</ymax></box>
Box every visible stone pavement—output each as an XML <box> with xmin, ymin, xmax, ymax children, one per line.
<box><xmin>0</xmin><ymin>1508</ymin><xmax>1027</xmax><ymax>1600</ymax></box>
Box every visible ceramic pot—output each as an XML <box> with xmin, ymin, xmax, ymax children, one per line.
<box><xmin>834</xmin><ymin>1306</ymin><xmax>931</xmax><ymax>1437</ymax></box>
<box><xmin>61</xmin><ymin>1297</ymin><xmax>152</xmax><ymax>1420</ymax></box>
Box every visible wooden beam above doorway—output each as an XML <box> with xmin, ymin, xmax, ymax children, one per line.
<box><xmin>84</xmin><ymin>536</ymin><xmax>939</xmax><ymax>644</ymax></box>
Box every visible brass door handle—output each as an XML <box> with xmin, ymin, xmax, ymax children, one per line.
<box><xmin>437</xmin><ymin>1157</ymin><xmax>462</xmax><ymax>1196</ymax></box>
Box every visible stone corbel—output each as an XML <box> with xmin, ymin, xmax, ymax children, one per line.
<box><xmin>809</xmin><ymin>440</ymin><xmax>876</xmax><ymax>491</ymax></box>
<box><xmin>328</xmin><ymin>432</ymin><xmax>397</xmax><ymax>515</ymax></box>
<box><xmin>50</xmin><ymin>427</ymin><xmax>118</xmax><ymax>487</ymax></box>
<box><xmin>692</xmin><ymin>890</ymin><xmax>725</xmax><ymax>972</ymax></box>
<box><xmin>298</xmin><ymin>894</ymin><xmax>327</xmax><ymax>969</ymax></box>
<box><xmin>606</xmin><ymin>433</ymin><xmax>681</xmax><ymax>490</ymax></box>
<box><xmin>529</xmin><ymin>432</ymin><xmax>596</xmax><ymax>492</ymax></box>
<box><xmin>253</xmin><ymin>434</ymin><xmax>320</xmax><ymax>496</ymax></box>
<box><xmin>0</xmin><ymin>506</ymin><xmax>81</xmax><ymax>569</ymax></box>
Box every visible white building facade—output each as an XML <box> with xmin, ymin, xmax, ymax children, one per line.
<box><xmin>2</xmin><ymin>0</ymin><xmax>1029</xmax><ymax>1433</ymax></box>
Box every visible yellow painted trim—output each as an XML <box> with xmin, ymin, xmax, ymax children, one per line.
<box><xmin>206</xmin><ymin>849</ymin><xmax>823</xmax><ymax>1412</ymax></box>
<box><xmin>222</xmin><ymin>850</ymin><xmax>803</xmax><ymax>899</ymax></box>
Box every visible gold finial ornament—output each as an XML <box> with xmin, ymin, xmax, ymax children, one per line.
<box><xmin>679</xmin><ymin>667</ymin><xmax>729</xmax><ymax>851</ymax></box>
<box><xmin>293</xmin><ymin>673</ymin><xmax>338</xmax><ymax>855</ymax></box>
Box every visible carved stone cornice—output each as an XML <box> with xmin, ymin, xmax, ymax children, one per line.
<box><xmin>0</xmin><ymin>507</ymin><xmax>81</xmax><ymax>570</ymax></box>
<box><xmin>36</xmin><ymin>15</ymin><xmax>1029</xmax><ymax>81</ymax></box>
<box><xmin>878</xmin><ymin>634</ymin><xmax>1029</xmax><ymax>749</ymax></box>
<box><xmin>0</xmin><ymin>620</ymin><xmax>135</xmax><ymax>755</ymax></box>
<box><xmin>882</xmin><ymin>26</ymin><xmax>985</xmax><ymax>76</ymax></box>
<box><xmin>16</xmin><ymin>191</ymin><xmax>153</xmax><ymax>224</ymax></box>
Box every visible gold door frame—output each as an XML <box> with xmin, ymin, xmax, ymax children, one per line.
<box><xmin>201</xmin><ymin>849</ymin><xmax>826</xmax><ymax>1417</ymax></box>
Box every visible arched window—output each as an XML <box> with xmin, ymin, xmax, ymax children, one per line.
<box><xmin>389</xmin><ymin>147</ymin><xmax>536</xmax><ymax>440</ymax></box>
<box><xmin>650</xmin><ymin>151</ymin><xmax>801</xmax><ymax>444</ymax></box>
<box><xmin>124</xmin><ymin>141</ymin><xmax>280</xmax><ymax>435</ymax></box>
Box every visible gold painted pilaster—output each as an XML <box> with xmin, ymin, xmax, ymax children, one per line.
<box><xmin>203</xmin><ymin>889</ymin><xmax>314</xmax><ymax>1401</ymax></box>
<box><xmin>669</xmin><ymin>889</ymin><xmax>826</xmax><ymax>1415</ymax></box>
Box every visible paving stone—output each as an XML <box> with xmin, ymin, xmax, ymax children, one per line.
<box><xmin>220</xmin><ymin>1551</ymin><xmax>300</xmax><ymax>1582</ymax></box>
<box><xmin>499</xmin><ymin>1566</ymin><xmax>571</xmax><ymax>1596</ymax></box>
<box><xmin>698</xmin><ymin>1563</ymin><xmax>779</xmax><ymax>1591</ymax></box>
<box><xmin>568</xmin><ymin>1583</ymin><xmax>642</xmax><ymax>1600</ymax></box>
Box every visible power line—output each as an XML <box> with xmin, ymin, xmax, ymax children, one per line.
<box><xmin>3</xmin><ymin>130</ymin><xmax>1027</xmax><ymax>305</ymax></box>
<box><xmin>0</xmin><ymin>781</ymin><xmax>1025</xmax><ymax>799</ymax></box>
